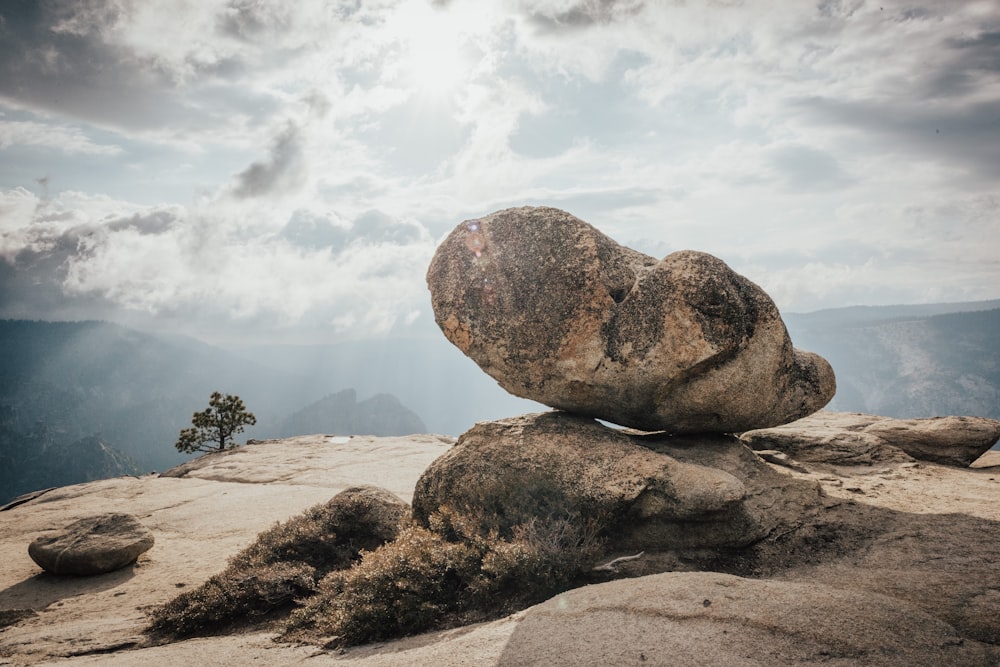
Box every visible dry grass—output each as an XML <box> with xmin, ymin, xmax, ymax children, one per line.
<box><xmin>283</xmin><ymin>503</ymin><xmax>603</xmax><ymax>648</ymax></box>
<box><xmin>146</xmin><ymin>486</ymin><xmax>407</xmax><ymax>638</ymax></box>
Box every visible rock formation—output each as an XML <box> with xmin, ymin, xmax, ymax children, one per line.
<box><xmin>742</xmin><ymin>410</ymin><xmax>1000</xmax><ymax>467</ymax></box>
<box><xmin>1</xmin><ymin>434</ymin><xmax>998</xmax><ymax>664</ymax></box>
<box><xmin>28</xmin><ymin>513</ymin><xmax>154</xmax><ymax>576</ymax></box>
<box><xmin>412</xmin><ymin>412</ymin><xmax>825</xmax><ymax>555</ymax></box>
<box><xmin>426</xmin><ymin>206</ymin><xmax>835</xmax><ymax>433</ymax></box>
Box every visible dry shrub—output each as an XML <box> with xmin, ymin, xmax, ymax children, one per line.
<box><xmin>229</xmin><ymin>486</ymin><xmax>406</xmax><ymax>571</ymax></box>
<box><xmin>283</xmin><ymin>503</ymin><xmax>604</xmax><ymax>648</ymax></box>
<box><xmin>147</xmin><ymin>562</ymin><xmax>316</xmax><ymax>637</ymax></box>
<box><xmin>146</xmin><ymin>486</ymin><xmax>407</xmax><ymax>639</ymax></box>
<box><xmin>149</xmin><ymin>474</ymin><xmax>605</xmax><ymax>647</ymax></box>
<box><xmin>284</xmin><ymin>526</ymin><xmax>481</xmax><ymax>647</ymax></box>
<box><xmin>474</xmin><ymin>515</ymin><xmax>602</xmax><ymax>603</ymax></box>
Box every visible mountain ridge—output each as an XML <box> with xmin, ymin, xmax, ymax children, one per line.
<box><xmin>0</xmin><ymin>320</ymin><xmax>431</xmax><ymax>504</ymax></box>
<box><xmin>1</xmin><ymin>297</ymin><xmax>997</xmax><ymax>503</ymax></box>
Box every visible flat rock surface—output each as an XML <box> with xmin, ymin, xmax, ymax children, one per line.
<box><xmin>1</xmin><ymin>434</ymin><xmax>998</xmax><ymax>666</ymax></box>
<box><xmin>0</xmin><ymin>434</ymin><xmax>453</xmax><ymax>665</ymax></box>
<box><xmin>742</xmin><ymin>411</ymin><xmax>1000</xmax><ymax>467</ymax></box>
<box><xmin>495</xmin><ymin>572</ymin><xmax>993</xmax><ymax>666</ymax></box>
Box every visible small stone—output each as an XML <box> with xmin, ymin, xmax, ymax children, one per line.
<box><xmin>28</xmin><ymin>513</ymin><xmax>154</xmax><ymax>576</ymax></box>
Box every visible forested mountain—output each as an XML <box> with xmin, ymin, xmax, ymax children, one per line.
<box><xmin>785</xmin><ymin>302</ymin><xmax>1000</xmax><ymax>420</ymax></box>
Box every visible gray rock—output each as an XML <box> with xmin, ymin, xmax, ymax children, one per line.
<box><xmin>411</xmin><ymin>412</ymin><xmax>824</xmax><ymax>554</ymax></box>
<box><xmin>28</xmin><ymin>513</ymin><xmax>154</xmax><ymax>576</ymax></box>
<box><xmin>426</xmin><ymin>206</ymin><xmax>835</xmax><ymax>433</ymax></box>
<box><xmin>742</xmin><ymin>411</ymin><xmax>1000</xmax><ymax>467</ymax></box>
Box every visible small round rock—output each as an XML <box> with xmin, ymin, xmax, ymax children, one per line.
<box><xmin>28</xmin><ymin>513</ymin><xmax>155</xmax><ymax>576</ymax></box>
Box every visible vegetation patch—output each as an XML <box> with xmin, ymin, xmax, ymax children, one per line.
<box><xmin>282</xmin><ymin>504</ymin><xmax>603</xmax><ymax>648</ymax></box>
<box><xmin>146</xmin><ymin>485</ymin><xmax>408</xmax><ymax>638</ymax></box>
<box><xmin>149</xmin><ymin>473</ymin><xmax>605</xmax><ymax>648</ymax></box>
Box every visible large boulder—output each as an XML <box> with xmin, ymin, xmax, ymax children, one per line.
<box><xmin>28</xmin><ymin>513</ymin><xmax>154</xmax><ymax>576</ymax></box>
<box><xmin>411</xmin><ymin>412</ymin><xmax>824</xmax><ymax>554</ymax></box>
<box><xmin>742</xmin><ymin>411</ymin><xmax>1000</xmax><ymax>467</ymax></box>
<box><xmin>426</xmin><ymin>206</ymin><xmax>835</xmax><ymax>433</ymax></box>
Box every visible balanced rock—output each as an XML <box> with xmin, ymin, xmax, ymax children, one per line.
<box><xmin>412</xmin><ymin>412</ymin><xmax>824</xmax><ymax>554</ymax></box>
<box><xmin>426</xmin><ymin>206</ymin><xmax>835</xmax><ymax>433</ymax></box>
<box><xmin>28</xmin><ymin>513</ymin><xmax>154</xmax><ymax>576</ymax></box>
<box><xmin>742</xmin><ymin>411</ymin><xmax>1000</xmax><ymax>467</ymax></box>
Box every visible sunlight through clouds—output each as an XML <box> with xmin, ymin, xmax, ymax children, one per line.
<box><xmin>389</xmin><ymin>1</ymin><xmax>474</xmax><ymax>98</ymax></box>
<box><xmin>0</xmin><ymin>0</ymin><xmax>997</xmax><ymax>342</ymax></box>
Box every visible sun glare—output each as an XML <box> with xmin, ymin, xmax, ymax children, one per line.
<box><xmin>407</xmin><ymin>31</ymin><xmax>466</xmax><ymax>95</ymax></box>
<box><xmin>392</xmin><ymin>2</ymin><xmax>472</xmax><ymax>99</ymax></box>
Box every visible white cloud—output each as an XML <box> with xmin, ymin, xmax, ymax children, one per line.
<box><xmin>0</xmin><ymin>119</ymin><xmax>122</xmax><ymax>154</ymax></box>
<box><xmin>0</xmin><ymin>0</ymin><xmax>998</xmax><ymax>340</ymax></box>
<box><xmin>0</xmin><ymin>182</ymin><xmax>436</xmax><ymax>342</ymax></box>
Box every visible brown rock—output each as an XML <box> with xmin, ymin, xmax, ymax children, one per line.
<box><xmin>303</xmin><ymin>484</ymin><xmax>410</xmax><ymax>557</ymax></box>
<box><xmin>411</xmin><ymin>412</ymin><xmax>824</xmax><ymax>553</ymax></box>
<box><xmin>863</xmin><ymin>415</ymin><xmax>1000</xmax><ymax>467</ymax></box>
<box><xmin>741</xmin><ymin>411</ymin><xmax>914</xmax><ymax>465</ymax></box>
<box><xmin>742</xmin><ymin>411</ymin><xmax>1000</xmax><ymax>467</ymax></box>
<box><xmin>28</xmin><ymin>513</ymin><xmax>154</xmax><ymax>576</ymax></box>
<box><xmin>426</xmin><ymin>206</ymin><xmax>835</xmax><ymax>433</ymax></box>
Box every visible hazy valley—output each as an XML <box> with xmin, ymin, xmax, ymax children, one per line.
<box><xmin>1</xmin><ymin>299</ymin><xmax>998</xmax><ymax>504</ymax></box>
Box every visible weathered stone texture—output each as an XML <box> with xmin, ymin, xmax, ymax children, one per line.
<box><xmin>742</xmin><ymin>410</ymin><xmax>1000</xmax><ymax>467</ymax></box>
<box><xmin>412</xmin><ymin>412</ymin><xmax>824</xmax><ymax>553</ymax></box>
<box><xmin>28</xmin><ymin>513</ymin><xmax>154</xmax><ymax>576</ymax></box>
<box><xmin>427</xmin><ymin>206</ymin><xmax>835</xmax><ymax>433</ymax></box>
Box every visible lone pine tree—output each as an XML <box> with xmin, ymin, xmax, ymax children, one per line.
<box><xmin>175</xmin><ymin>392</ymin><xmax>257</xmax><ymax>454</ymax></box>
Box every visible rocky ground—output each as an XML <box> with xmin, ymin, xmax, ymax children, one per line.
<box><xmin>1</xmin><ymin>429</ymin><xmax>998</xmax><ymax>666</ymax></box>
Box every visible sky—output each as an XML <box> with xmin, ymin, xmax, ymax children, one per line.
<box><xmin>0</xmin><ymin>0</ymin><xmax>998</xmax><ymax>346</ymax></box>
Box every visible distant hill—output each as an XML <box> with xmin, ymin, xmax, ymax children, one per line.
<box><xmin>231</xmin><ymin>337</ymin><xmax>545</xmax><ymax>437</ymax></box>
<box><xmin>0</xmin><ymin>319</ymin><xmax>304</xmax><ymax>472</ymax></box>
<box><xmin>269</xmin><ymin>389</ymin><xmax>427</xmax><ymax>438</ymax></box>
<box><xmin>0</xmin><ymin>428</ymin><xmax>139</xmax><ymax>503</ymax></box>
<box><xmin>0</xmin><ymin>320</ymin><xmax>430</xmax><ymax>504</ymax></box>
<box><xmin>785</xmin><ymin>302</ymin><xmax>1000</xmax><ymax>420</ymax></box>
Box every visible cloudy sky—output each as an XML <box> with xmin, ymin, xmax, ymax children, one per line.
<box><xmin>1</xmin><ymin>0</ymin><xmax>998</xmax><ymax>345</ymax></box>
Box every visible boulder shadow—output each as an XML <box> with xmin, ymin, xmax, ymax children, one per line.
<box><xmin>494</xmin><ymin>500</ymin><xmax>1000</xmax><ymax>665</ymax></box>
<box><xmin>0</xmin><ymin>563</ymin><xmax>138</xmax><ymax>612</ymax></box>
